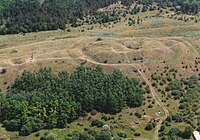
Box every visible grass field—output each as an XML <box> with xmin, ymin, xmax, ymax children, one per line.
<box><xmin>0</xmin><ymin>9</ymin><xmax>199</xmax><ymax>140</ymax></box>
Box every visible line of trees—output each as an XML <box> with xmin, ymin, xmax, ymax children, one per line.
<box><xmin>0</xmin><ymin>0</ymin><xmax>199</xmax><ymax>35</ymax></box>
<box><xmin>0</xmin><ymin>66</ymin><xmax>144</xmax><ymax>136</ymax></box>
<box><xmin>137</xmin><ymin>0</ymin><xmax>200</xmax><ymax>14</ymax></box>
<box><xmin>0</xmin><ymin>0</ymin><xmax>130</xmax><ymax>34</ymax></box>
<box><xmin>181</xmin><ymin>0</ymin><xmax>200</xmax><ymax>14</ymax></box>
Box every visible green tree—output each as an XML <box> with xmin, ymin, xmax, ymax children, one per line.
<box><xmin>145</xmin><ymin>123</ymin><xmax>153</xmax><ymax>131</ymax></box>
<box><xmin>182</xmin><ymin>126</ymin><xmax>193</xmax><ymax>139</ymax></box>
<box><xmin>19</xmin><ymin>122</ymin><xmax>33</xmax><ymax>136</ymax></box>
<box><xmin>96</xmin><ymin>131</ymin><xmax>112</xmax><ymax>140</ymax></box>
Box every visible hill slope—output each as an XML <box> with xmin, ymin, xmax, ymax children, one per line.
<box><xmin>0</xmin><ymin>0</ymin><xmax>200</xmax><ymax>34</ymax></box>
<box><xmin>0</xmin><ymin>0</ymin><xmax>199</xmax><ymax>140</ymax></box>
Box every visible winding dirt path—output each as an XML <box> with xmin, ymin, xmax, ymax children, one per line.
<box><xmin>122</xmin><ymin>51</ymin><xmax>169</xmax><ymax>139</ymax></box>
<box><xmin>79</xmin><ymin>57</ymin><xmax>169</xmax><ymax>140</ymax></box>
<box><xmin>0</xmin><ymin>37</ymin><xmax>169</xmax><ymax>139</ymax></box>
<box><xmin>135</xmin><ymin>65</ymin><xmax>169</xmax><ymax>140</ymax></box>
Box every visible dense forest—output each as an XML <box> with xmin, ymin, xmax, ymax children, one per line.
<box><xmin>0</xmin><ymin>66</ymin><xmax>144</xmax><ymax>136</ymax></box>
<box><xmin>0</xmin><ymin>0</ymin><xmax>15</xmax><ymax>12</ymax></box>
<box><xmin>0</xmin><ymin>0</ymin><xmax>199</xmax><ymax>34</ymax></box>
<box><xmin>0</xmin><ymin>0</ymin><xmax>125</xmax><ymax>34</ymax></box>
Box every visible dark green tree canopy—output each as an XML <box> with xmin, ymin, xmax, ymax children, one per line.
<box><xmin>0</xmin><ymin>66</ymin><xmax>144</xmax><ymax>136</ymax></box>
<box><xmin>0</xmin><ymin>0</ymin><xmax>199</xmax><ymax>34</ymax></box>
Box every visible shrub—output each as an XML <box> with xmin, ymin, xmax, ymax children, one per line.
<box><xmin>152</xmin><ymin>83</ymin><xmax>157</xmax><ymax>87</ymax></box>
<box><xmin>134</xmin><ymin>132</ymin><xmax>141</xmax><ymax>136</ymax></box>
<box><xmin>148</xmin><ymin>104</ymin><xmax>153</xmax><ymax>108</ymax></box>
<box><xmin>131</xmin><ymin>128</ymin><xmax>135</xmax><ymax>132</ymax></box>
<box><xmin>182</xmin><ymin>126</ymin><xmax>192</xmax><ymax>139</ymax></box>
<box><xmin>35</xmin><ymin>132</ymin><xmax>40</xmax><ymax>137</ymax></box>
<box><xmin>179</xmin><ymin>104</ymin><xmax>186</xmax><ymax>109</ymax></box>
<box><xmin>159</xmin><ymin>125</ymin><xmax>165</xmax><ymax>132</ymax></box>
<box><xmin>145</xmin><ymin>123</ymin><xmax>153</xmax><ymax>131</ymax></box>
<box><xmin>1</xmin><ymin>68</ymin><xmax>7</xmax><ymax>74</ymax></box>
<box><xmin>135</xmin><ymin>112</ymin><xmax>142</xmax><ymax>118</ymax></box>
<box><xmin>46</xmin><ymin>132</ymin><xmax>58</xmax><ymax>140</ymax></box>
<box><xmin>96</xmin><ymin>131</ymin><xmax>112</xmax><ymax>140</ymax></box>
<box><xmin>19</xmin><ymin>122</ymin><xmax>33</xmax><ymax>136</ymax></box>
<box><xmin>166</xmin><ymin>116</ymin><xmax>172</xmax><ymax>122</ymax></box>
<box><xmin>168</xmin><ymin>127</ymin><xmax>181</xmax><ymax>137</ymax></box>
<box><xmin>91</xmin><ymin>110</ymin><xmax>97</xmax><ymax>116</ymax></box>
<box><xmin>96</xmin><ymin>38</ymin><xmax>102</xmax><ymax>41</ymax></box>
<box><xmin>161</xmin><ymin>136</ymin><xmax>168</xmax><ymax>140</ymax></box>
<box><xmin>117</xmin><ymin>131</ymin><xmax>127</xmax><ymax>138</ymax></box>
<box><xmin>91</xmin><ymin>120</ymin><xmax>104</xmax><ymax>128</ymax></box>
<box><xmin>152</xmin><ymin>122</ymin><xmax>156</xmax><ymax>128</ymax></box>
<box><xmin>3</xmin><ymin>119</ymin><xmax>20</xmax><ymax>131</ymax></box>
<box><xmin>44</xmin><ymin>131</ymin><xmax>50</xmax><ymax>136</ymax></box>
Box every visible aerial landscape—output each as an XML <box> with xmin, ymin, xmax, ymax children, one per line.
<box><xmin>0</xmin><ymin>0</ymin><xmax>200</xmax><ymax>140</ymax></box>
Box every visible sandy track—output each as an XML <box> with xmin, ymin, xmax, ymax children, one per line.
<box><xmin>0</xmin><ymin>37</ymin><xmax>170</xmax><ymax>140</ymax></box>
<box><xmin>79</xmin><ymin>57</ymin><xmax>169</xmax><ymax>140</ymax></box>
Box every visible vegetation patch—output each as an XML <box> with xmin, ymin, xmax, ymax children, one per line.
<box><xmin>53</xmin><ymin>36</ymin><xmax>77</xmax><ymax>40</ymax></box>
<box><xmin>0</xmin><ymin>44</ymin><xmax>7</xmax><ymax>49</ymax></box>
<box><xmin>0</xmin><ymin>66</ymin><xmax>143</xmax><ymax>136</ymax></box>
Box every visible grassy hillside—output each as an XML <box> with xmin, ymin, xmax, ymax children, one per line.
<box><xmin>0</xmin><ymin>8</ymin><xmax>199</xmax><ymax>139</ymax></box>
<box><xmin>0</xmin><ymin>0</ymin><xmax>200</xmax><ymax>34</ymax></box>
<box><xmin>0</xmin><ymin>1</ymin><xmax>199</xmax><ymax>140</ymax></box>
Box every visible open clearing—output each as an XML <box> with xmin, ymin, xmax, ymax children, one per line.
<box><xmin>0</xmin><ymin>12</ymin><xmax>199</xmax><ymax>140</ymax></box>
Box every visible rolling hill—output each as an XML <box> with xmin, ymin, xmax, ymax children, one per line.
<box><xmin>0</xmin><ymin>0</ymin><xmax>199</xmax><ymax>140</ymax></box>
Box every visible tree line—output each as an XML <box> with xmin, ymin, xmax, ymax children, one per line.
<box><xmin>0</xmin><ymin>0</ymin><xmax>130</xmax><ymax>34</ymax></box>
<box><xmin>0</xmin><ymin>66</ymin><xmax>144</xmax><ymax>136</ymax></box>
<box><xmin>0</xmin><ymin>0</ymin><xmax>199</xmax><ymax>35</ymax></box>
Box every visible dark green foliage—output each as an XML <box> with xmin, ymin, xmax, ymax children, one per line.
<box><xmin>134</xmin><ymin>132</ymin><xmax>141</xmax><ymax>136</ymax></box>
<box><xmin>41</xmin><ymin>132</ymin><xmax>58</xmax><ymax>140</ymax></box>
<box><xmin>145</xmin><ymin>123</ymin><xmax>153</xmax><ymax>131</ymax></box>
<box><xmin>135</xmin><ymin>112</ymin><xmax>142</xmax><ymax>118</ymax></box>
<box><xmin>96</xmin><ymin>38</ymin><xmax>103</xmax><ymax>41</ymax></box>
<box><xmin>0</xmin><ymin>0</ymin><xmax>67</xmax><ymax>34</ymax></box>
<box><xmin>121</xmin><ymin>0</ymin><xmax>133</xmax><ymax>6</ymax></box>
<box><xmin>101</xmin><ymin>114</ymin><xmax>114</xmax><ymax>121</ymax></box>
<box><xmin>96</xmin><ymin>131</ymin><xmax>112</xmax><ymax>140</ymax></box>
<box><xmin>19</xmin><ymin>122</ymin><xmax>33</xmax><ymax>136</ymax></box>
<box><xmin>91</xmin><ymin>120</ymin><xmax>104</xmax><ymax>128</ymax></box>
<box><xmin>1</xmin><ymin>0</ymin><xmax>200</xmax><ymax>34</ymax></box>
<box><xmin>0</xmin><ymin>0</ymin><xmax>15</xmax><ymax>12</ymax></box>
<box><xmin>159</xmin><ymin>125</ymin><xmax>165</xmax><ymax>132</ymax></box>
<box><xmin>138</xmin><ymin>0</ymin><xmax>200</xmax><ymax>14</ymax></box>
<box><xmin>35</xmin><ymin>132</ymin><xmax>40</xmax><ymax>137</ymax></box>
<box><xmin>165</xmin><ymin>115</ymin><xmax>172</xmax><ymax>122</ymax></box>
<box><xmin>148</xmin><ymin>104</ymin><xmax>153</xmax><ymax>108</ymax></box>
<box><xmin>79</xmin><ymin>132</ymin><xmax>95</xmax><ymax>140</ymax></box>
<box><xmin>91</xmin><ymin>110</ymin><xmax>97</xmax><ymax>116</ymax></box>
<box><xmin>117</xmin><ymin>131</ymin><xmax>127</xmax><ymax>138</ymax></box>
<box><xmin>168</xmin><ymin>127</ymin><xmax>182</xmax><ymax>137</ymax></box>
<box><xmin>0</xmin><ymin>0</ymin><xmax>130</xmax><ymax>34</ymax></box>
<box><xmin>160</xmin><ymin>75</ymin><xmax>200</xmax><ymax>139</ymax></box>
<box><xmin>152</xmin><ymin>122</ymin><xmax>156</xmax><ymax>128</ymax></box>
<box><xmin>0</xmin><ymin>66</ymin><xmax>143</xmax><ymax>135</ymax></box>
<box><xmin>3</xmin><ymin>119</ymin><xmax>20</xmax><ymax>131</ymax></box>
<box><xmin>179</xmin><ymin>103</ymin><xmax>186</xmax><ymax>109</ymax></box>
<box><xmin>182</xmin><ymin>126</ymin><xmax>193</xmax><ymax>139</ymax></box>
<box><xmin>181</xmin><ymin>0</ymin><xmax>199</xmax><ymax>14</ymax></box>
<box><xmin>66</xmin><ymin>130</ymin><xmax>111</xmax><ymax>140</ymax></box>
<box><xmin>166</xmin><ymin>76</ymin><xmax>200</xmax><ymax>126</ymax></box>
<box><xmin>145</xmin><ymin>122</ymin><xmax>156</xmax><ymax>131</ymax></box>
